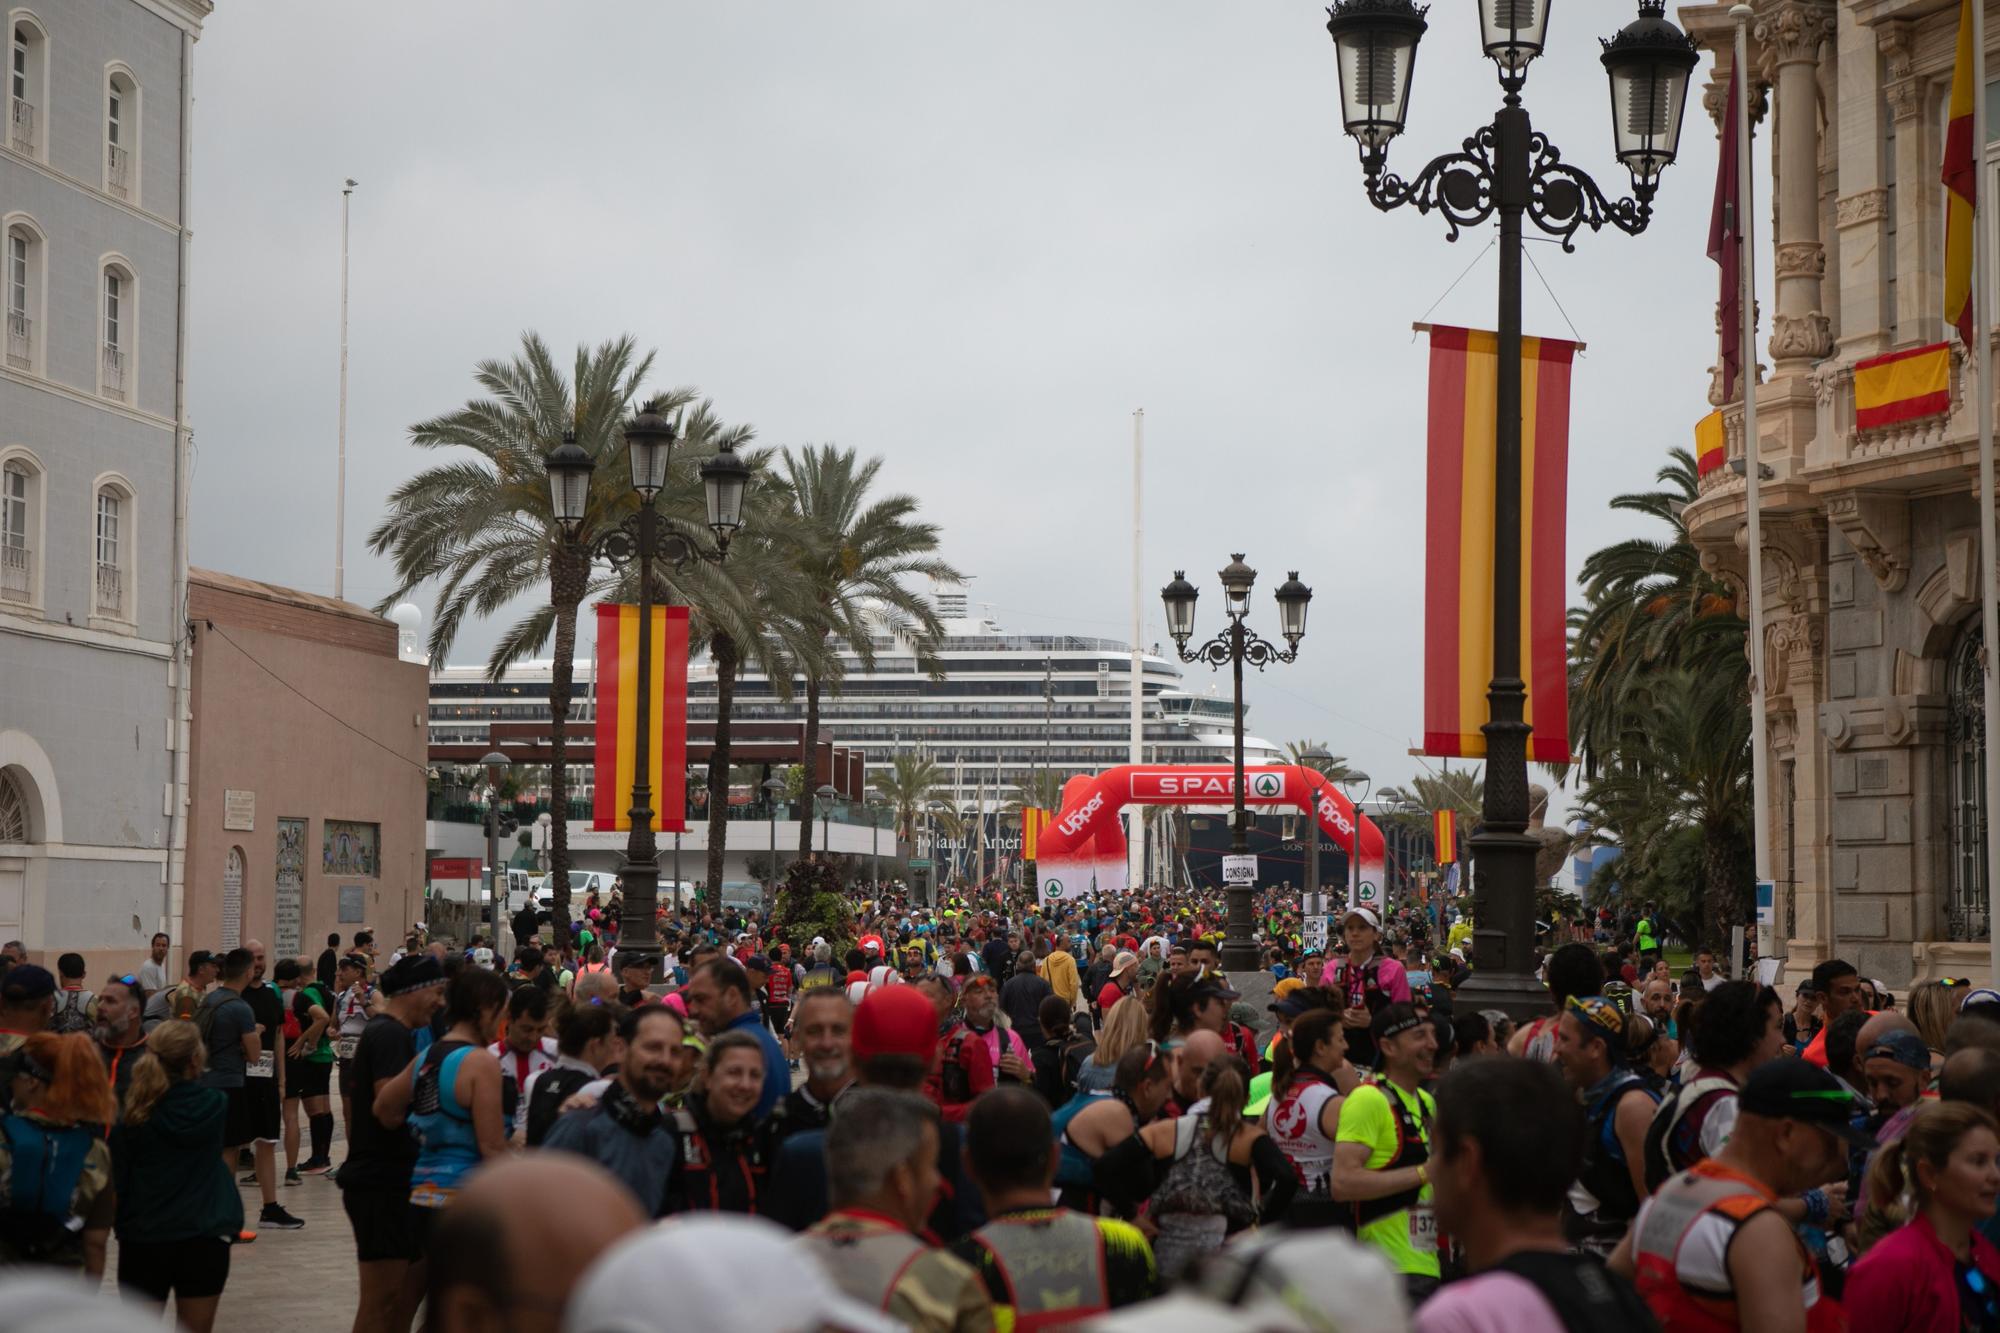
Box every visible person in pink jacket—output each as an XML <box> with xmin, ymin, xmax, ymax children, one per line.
<box><xmin>1846</xmin><ymin>1100</ymin><xmax>2000</xmax><ymax>1332</ymax></box>
<box><xmin>1317</xmin><ymin>906</ymin><xmax>1410</xmax><ymax>1070</ymax></box>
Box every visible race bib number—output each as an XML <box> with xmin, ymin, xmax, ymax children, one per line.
<box><xmin>336</xmin><ymin>1036</ymin><xmax>359</xmax><ymax>1060</ymax></box>
<box><xmin>247</xmin><ymin>1051</ymin><xmax>275</xmax><ymax>1079</ymax></box>
<box><xmin>1408</xmin><ymin>1205</ymin><xmax>1437</xmax><ymax>1254</ymax></box>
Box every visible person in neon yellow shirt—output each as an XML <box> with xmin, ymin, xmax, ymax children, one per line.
<box><xmin>1333</xmin><ymin>1002</ymin><xmax>1439</xmax><ymax>1306</ymax></box>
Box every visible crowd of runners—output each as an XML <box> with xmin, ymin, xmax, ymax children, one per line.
<box><xmin>1</xmin><ymin>882</ymin><xmax>1998</xmax><ymax>1331</ymax></box>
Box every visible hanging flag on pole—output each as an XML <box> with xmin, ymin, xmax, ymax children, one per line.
<box><xmin>1420</xmin><ymin>325</ymin><xmax>1577</xmax><ymax>763</ymax></box>
<box><xmin>591</xmin><ymin>603</ymin><xmax>690</xmax><ymax>833</ymax></box>
<box><xmin>1433</xmin><ymin>809</ymin><xmax>1457</xmax><ymax>865</ymax></box>
<box><xmin>1708</xmin><ymin>65</ymin><xmax>1743</xmax><ymax>401</ymax></box>
<box><xmin>1695</xmin><ymin>410</ymin><xmax>1727</xmax><ymax>478</ymax></box>
<box><xmin>1946</xmin><ymin>0</ymin><xmax>1978</xmax><ymax>348</ymax></box>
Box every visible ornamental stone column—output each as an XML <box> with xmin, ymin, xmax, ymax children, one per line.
<box><xmin>1756</xmin><ymin>0</ymin><xmax>1837</xmax><ymax>375</ymax></box>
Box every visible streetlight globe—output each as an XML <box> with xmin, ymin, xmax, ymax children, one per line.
<box><xmin>1274</xmin><ymin>571</ymin><xmax>1313</xmax><ymax>644</ymax></box>
<box><xmin>544</xmin><ymin>431</ymin><xmax>595</xmax><ymax>535</ymax></box>
<box><xmin>481</xmin><ymin>750</ymin><xmax>508</xmax><ymax>788</ymax></box>
<box><xmin>1479</xmin><ymin>0</ymin><xmax>1551</xmax><ymax>80</ymax></box>
<box><xmin>700</xmin><ymin>445</ymin><xmax>750</xmax><ymax>545</ymax></box>
<box><xmin>623</xmin><ymin>407</ymin><xmax>677</xmax><ymax>500</ymax></box>
<box><xmin>1325</xmin><ymin>0</ymin><xmax>1429</xmax><ymax>153</ymax></box>
<box><xmin>1160</xmin><ymin>571</ymin><xmax>1199</xmax><ymax>643</ymax></box>
<box><xmin>1218</xmin><ymin>554</ymin><xmax>1257</xmax><ymax>621</ymax></box>
<box><xmin>1600</xmin><ymin>1</ymin><xmax>1699</xmax><ymax>190</ymax></box>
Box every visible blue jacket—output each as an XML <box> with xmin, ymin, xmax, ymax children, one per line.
<box><xmin>542</xmin><ymin>1094</ymin><xmax>682</xmax><ymax>1217</ymax></box>
<box><xmin>726</xmin><ymin>1010</ymin><xmax>790</xmax><ymax>1121</ymax></box>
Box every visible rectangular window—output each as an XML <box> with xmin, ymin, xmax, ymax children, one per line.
<box><xmin>96</xmin><ymin>492</ymin><xmax>119</xmax><ymax>568</ymax></box>
<box><xmin>107</xmin><ymin>89</ymin><xmax>120</xmax><ymax>147</ymax></box>
<box><xmin>9</xmin><ymin>31</ymin><xmax>23</xmax><ymax>102</ymax></box>
<box><xmin>5</xmin><ymin>235</ymin><xmax>22</xmax><ymax>317</ymax></box>
<box><xmin>1</xmin><ymin>467</ymin><xmax>23</xmax><ymax>550</ymax></box>
<box><xmin>103</xmin><ymin>272</ymin><xmax>121</xmax><ymax>352</ymax></box>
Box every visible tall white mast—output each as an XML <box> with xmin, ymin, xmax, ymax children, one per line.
<box><xmin>1130</xmin><ymin>408</ymin><xmax>1145</xmax><ymax>895</ymax></box>
<box><xmin>335</xmin><ymin>178</ymin><xmax>355</xmax><ymax>600</ymax></box>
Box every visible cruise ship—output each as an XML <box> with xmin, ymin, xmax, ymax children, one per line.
<box><xmin>425</xmin><ymin>582</ymin><xmax>1342</xmax><ymax>888</ymax></box>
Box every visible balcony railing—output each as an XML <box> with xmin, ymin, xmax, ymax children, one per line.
<box><xmin>101</xmin><ymin>346</ymin><xmax>125</xmax><ymax>400</ymax></box>
<box><xmin>4</xmin><ymin>312</ymin><xmax>27</xmax><ymax>370</ymax></box>
<box><xmin>94</xmin><ymin>563</ymin><xmax>122</xmax><ymax>617</ymax></box>
<box><xmin>8</xmin><ymin>98</ymin><xmax>32</xmax><ymax>155</ymax></box>
<box><xmin>0</xmin><ymin>545</ymin><xmax>28</xmax><ymax>603</ymax></box>
<box><xmin>107</xmin><ymin>144</ymin><xmax>129</xmax><ymax>199</ymax></box>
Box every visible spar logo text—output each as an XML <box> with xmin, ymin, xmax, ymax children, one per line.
<box><xmin>1057</xmin><ymin>792</ymin><xmax>1106</xmax><ymax>838</ymax></box>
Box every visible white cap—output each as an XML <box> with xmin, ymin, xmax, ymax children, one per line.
<box><xmin>0</xmin><ymin>1276</ymin><xmax>161</xmax><ymax>1333</ymax></box>
<box><xmin>564</xmin><ymin>1214</ymin><xmax>899</xmax><ymax>1333</ymax></box>
<box><xmin>471</xmin><ymin>947</ymin><xmax>496</xmax><ymax>970</ymax></box>
<box><xmin>1342</xmin><ymin>905</ymin><xmax>1382</xmax><ymax>932</ymax></box>
<box><xmin>1189</xmin><ymin>1228</ymin><xmax>1410</xmax><ymax>1333</ymax></box>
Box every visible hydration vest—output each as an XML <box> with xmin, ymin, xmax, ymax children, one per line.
<box><xmin>1644</xmin><ymin>1074</ymin><xmax>1738</xmax><ymax>1192</ymax></box>
<box><xmin>523</xmin><ymin>1065</ymin><xmax>595</xmax><ymax>1148</ymax></box>
<box><xmin>1352</xmin><ymin>1080</ymin><xmax>1433</xmax><ymax>1229</ymax></box>
<box><xmin>801</xmin><ymin>1211</ymin><xmax>932</xmax><ymax>1315</ymax></box>
<box><xmin>975</xmin><ymin>1210</ymin><xmax>1114</xmax><ymax>1332</ymax></box>
<box><xmin>0</xmin><ymin>1114</ymin><xmax>95</xmax><ymax>1261</ymax></box>
<box><xmin>669</xmin><ymin>1104</ymin><xmax>769</xmax><ymax>1214</ymax></box>
<box><xmin>1565</xmin><ymin>1069</ymin><xmax>1659</xmax><ymax>1252</ymax></box>
<box><xmin>1633</xmin><ymin>1160</ymin><xmax>1839</xmax><ymax>1333</ymax></box>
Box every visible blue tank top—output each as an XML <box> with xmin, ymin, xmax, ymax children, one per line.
<box><xmin>409</xmin><ymin>1040</ymin><xmax>480</xmax><ymax>1209</ymax></box>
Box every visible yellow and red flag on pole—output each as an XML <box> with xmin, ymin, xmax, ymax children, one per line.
<box><xmin>1422</xmin><ymin>325</ymin><xmax>1576</xmax><ymax>764</ymax></box>
<box><xmin>1854</xmin><ymin>343</ymin><xmax>1953</xmax><ymax>429</ymax></box>
<box><xmin>1945</xmin><ymin>0</ymin><xmax>1978</xmax><ymax>347</ymax></box>
<box><xmin>592</xmin><ymin>603</ymin><xmax>690</xmax><ymax>833</ymax></box>
<box><xmin>1021</xmin><ymin>808</ymin><xmax>1051</xmax><ymax>861</ymax></box>
<box><xmin>1433</xmin><ymin>808</ymin><xmax>1457</xmax><ymax>865</ymax></box>
<box><xmin>1694</xmin><ymin>410</ymin><xmax>1727</xmax><ymax>478</ymax></box>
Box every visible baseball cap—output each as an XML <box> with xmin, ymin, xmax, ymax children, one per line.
<box><xmin>1272</xmin><ymin>977</ymin><xmax>1306</xmax><ymax>1001</ymax></box>
<box><xmin>1111</xmin><ymin>950</ymin><xmax>1139</xmax><ymax>976</ymax></box>
<box><xmin>1342</xmin><ymin>906</ymin><xmax>1382</xmax><ymax>932</ymax></box>
<box><xmin>1738</xmin><ymin>1060</ymin><xmax>1876</xmax><ymax>1147</ymax></box>
<box><xmin>851</xmin><ymin>987</ymin><xmax>939</xmax><ymax>1064</ymax></box>
<box><xmin>565</xmin><ymin>1215</ymin><xmax>899</xmax><ymax>1333</ymax></box>
<box><xmin>739</xmin><ymin>954</ymin><xmax>770</xmax><ymax>975</ymax></box>
<box><xmin>1189</xmin><ymin>975</ymin><xmax>1241</xmax><ymax>1005</ymax></box>
<box><xmin>1862</xmin><ymin>1029</ymin><xmax>1931</xmax><ymax>1072</ymax></box>
<box><xmin>0</xmin><ymin>964</ymin><xmax>54</xmax><ymax>1003</ymax></box>
<box><xmin>471</xmin><ymin>947</ymin><xmax>496</xmax><ymax>970</ymax></box>
<box><xmin>1371</xmin><ymin>1001</ymin><xmax>1426</xmax><ymax>1043</ymax></box>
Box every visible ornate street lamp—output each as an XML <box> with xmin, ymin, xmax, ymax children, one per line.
<box><xmin>763</xmin><ymin>776</ymin><xmax>788</xmax><ymax>909</ymax></box>
<box><xmin>1324</xmin><ymin>0</ymin><xmax>1694</xmax><ymax>1017</ymax></box>
<box><xmin>817</xmin><ymin>783</ymin><xmax>838</xmax><ymax>857</ymax></box>
<box><xmin>1340</xmin><ymin>770</ymin><xmax>1373</xmax><ymax>918</ymax></box>
<box><xmin>545</xmin><ymin>411</ymin><xmax>748</xmax><ymax>978</ymax></box>
<box><xmin>1299</xmin><ymin>743</ymin><xmax>1334</xmax><ymax>913</ymax></box>
<box><xmin>1162</xmin><ymin>554</ymin><xmax>1312</xmax><ymax>972</ymax></box>
<box><xmin>482</xmin><ymin>749</ymin><xmax>507</xmax><ymax>942</ymax></box>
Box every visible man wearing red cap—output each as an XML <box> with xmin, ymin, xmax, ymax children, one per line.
<box><xmin>768</xmin><ymin>986</ymin><xmax>986</xmax><ymax>1241</ymax></box>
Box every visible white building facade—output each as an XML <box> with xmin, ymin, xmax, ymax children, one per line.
<box><xmin>0</xmin><ymin>0</ymin><xmax>207</xmax><ymax>969</ymax></box>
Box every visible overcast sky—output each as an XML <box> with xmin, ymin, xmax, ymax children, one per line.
<box><xmin>185</xmin><ymin>3</ymin><xmax>1753</xmax><ymax>816</ymax></box>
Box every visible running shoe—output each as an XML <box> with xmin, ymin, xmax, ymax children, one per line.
<box><xmin>259</xmin><ymin>1203</ymin><xmax>305</xmax><ymax>1230</ymax></box>
<box><xmin>238</xmin><ymin>1170</ymin><xmax>260</xmax><ymax>1185</ymax></box>
<box><xmin>284</xmin><ymin>1167</ymin><xmax>302</xmax><ymax>1187</ymax></box>
<box><xmin>299</xmin><ymin>1157</ymin><xmax>334</xmax><ymax>1175</ymax></box>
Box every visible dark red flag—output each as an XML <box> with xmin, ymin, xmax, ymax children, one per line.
<box><xmin>1708</xmin><ymin>67</ymin><xmax>1742</xmax><ymax>403</ymax></box>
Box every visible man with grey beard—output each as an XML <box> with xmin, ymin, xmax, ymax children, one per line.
<box><xmin>779</xmin><ymin>988</ymin><xmax>855</xmax><ymax>1139</ymax></box>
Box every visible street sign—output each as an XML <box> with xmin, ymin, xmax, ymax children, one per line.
<box><xmin>1754</xmin><ymin>879</ymin><xmax>1774</xmax><ymax>926</ymax></box>
<box><xmin>1303</xmin><ymin>916</ymin><xmax>1328</xmax><ymax>953</ymax></box>
<box><xmin>909</xmin><ymin>858</ymin><xmax>933</xmax><ymax>869</ymax></box>
<box><xmin>1222</xmin><ymin>854</ymin><xmax>1258</xmax><ymax>885</ymax></box>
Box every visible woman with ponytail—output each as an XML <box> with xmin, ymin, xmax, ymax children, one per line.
<box><xmin>112</xmin><ymin>1019</ymin><xmax>240</xmax><ymax>1331</ymax></box>
<box><xmin>1263</xmin><ymin>1005</ymin><xmax>1361</xmax><ymax>1230</ymax></box>
<box><xmin>1846</xmin><ymin>1100</ymin><xmax>2000</xmax><ymax>1332</ymax></box>
<box><xmin>1098</xmin><ymin>1053</ymin><xmax>1297</xmax><ymax>1281</ymax></box>
<box><xmin>0</xmin><ymin>1031</ymin><xmax>117</xmax><ymax>1275</ymax></box>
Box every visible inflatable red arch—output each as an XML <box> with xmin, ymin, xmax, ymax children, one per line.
<box><xmin>1034</xmin><ymin>764</ymin><xmax>1386</xmax><ymax>903</ymax></box>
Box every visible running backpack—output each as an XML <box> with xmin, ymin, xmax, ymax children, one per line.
<box><xmin>524</xmin><ymin>1067</ymin><xmax>595</xmax><ymax>1147</ymax></box>
<box><xmin>1642</xmin><ymin>1074</ymin><xmax>1737</xmax><ymax>1192</ymax></box>
<box><xmin>48</xmin><ymin>990</ymin><xmax>91</xmax><ymax>1036</ymax></box>
<box><xmin>1148</xmin><ymin>1114</ymin><xmax>1256</xmax><ymax>1231</ymax></box>
<box><xmin>1491</xmin><ymin>1250</ymin><xmax>1661</xmax><ymax>1333</ymax></box>
<box><xmin>0</xmin><ymin>1114</ymin><xmax>95</xmax><ymax>1261</ymax></box>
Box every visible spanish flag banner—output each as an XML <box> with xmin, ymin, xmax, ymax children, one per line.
<box><xmin>1021</xmin><ymin>808</ymin><xmax>1051</xmax><ymax>861</ymax></box>
<box><xmin>1434</xmin><ymin>808</ymin><xmax>1457</xmax><ymax>865</ymax></box>
<box><xmin>1422</xmin><ymin>325</ymin><xmax>1575</xmax><ymax>763</ymax></box>
<box><xmin>592</xmin><ymin>603</ymin><xmax>690</xmax><ymax>833</ymax></box>
<box><xmin>1853</xmin><ymin>343</ymin><xmax>1953</xmax><ymax>430</ymax></box>
<box><xmin>1945</xmin><ymin>0</ymin><xmax>1978</xmax><ymax>347</ymax></box>
<box><xmin>1695</xmin><ymin>410</ymin><xmax>1727</xmax><ymax>478</ymax></box>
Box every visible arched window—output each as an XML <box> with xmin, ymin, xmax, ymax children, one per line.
<box><xmin>8</xmin><ymin>14</ymin><xmax>45</xmax><ymax>160</ymax></box>
<box><xmin>0</xmin><ymin>769</ymin><xmax>25</xmax><ymax>843</ymax></box>
<box><xmin>4</xmin><ymin>216</ymin><xmax>41</xmax><ymax>373</ymax></box>
<box><xmin>99</xmin><ymin>259</ymin><xmax>132</xmax><ymax>401</ymax></box>
<box><xmin>0</xmin><ymin>450</ymin><xmax>39</xmax><ymax>607</ymax></box>
<box><xmin>92</xmin><ymin>476</ymin><xmax>132</xmax><ymax>623</ymax></box>
<box><xmin>1948</xmin><ymin>621</ymin><xmax>1990</xmax><ymax>942</ymax></box>
<box><xmin>105</xmin><ymin>66</ymin><xmax>138</xmax><ymax>201</ymax></box>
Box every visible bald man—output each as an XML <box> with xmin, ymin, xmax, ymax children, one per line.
<box><xmin>1170</xmin><ymin>1029</ymin><xmax>1228</xmax><ymax>1115</ymax></box>
<box><xmin>424</xmin><ymin>1156</ymin><xmax>644</xmax><ymax>1333</ymax></box>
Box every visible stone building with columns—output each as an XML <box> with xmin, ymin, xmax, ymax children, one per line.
<box><xmin>1678</xmin><ymin>0</ymin><xmax>2000</xmax><ymax>985</ymax></box>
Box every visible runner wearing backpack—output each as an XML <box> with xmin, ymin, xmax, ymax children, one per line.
<box><xmin>49</xmin><ymin>954</ymin><xmax>93</xmax><ymax>1036</ymax></box>
<box><xmin>1553</xmin><ymin>996</ymin><xmax>1660</xmax><ymax>1258</ymax></box>
<box><xmin>1643</xmin><ymin>980</ymin><xmax>1783</xmax><ymax>1191</ymax></box>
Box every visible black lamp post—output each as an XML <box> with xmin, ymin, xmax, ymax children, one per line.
<box><xmin>482</xmin><ymin>749</ymin><xmax>507</xmax><ymax>945</ymax></box>
<box><xmin>545</xmin><ymin>411</ymin><xmax>749</xmax><ymax>978</ymax></box>
<box><xmin>816</xmin><ymin>783</ymin><xmax>838</xmax><ymax>858</ymax></box>
<box><xmin>1324</xmin><ymin>0</ymin><xmax>1695</xmax><ymax>1017</ymax></box>
<box><xmin>1162</xmin><ymin>557</ymin><xmax>1312</xmax><ymax>973</ymax></box>
<box><xmin>763</xmin><ymin>776</ymin><xmax>787</xmax><ymax>910</ymax></box>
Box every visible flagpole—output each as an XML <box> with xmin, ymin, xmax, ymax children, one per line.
<box><xmin>1731</xmin><ymin>9</ymin><xmax>1774</xmax><ymax>973</ymax></box>
<box><xmin>1130</xmin><ymin>408</ymin><xmax>1145</xmax><ymax>897</ymax></box>
<box><xmin>1973</xmin><ymin>0</ymin><xmax>2000</xmax><ymax>987</ymax></box>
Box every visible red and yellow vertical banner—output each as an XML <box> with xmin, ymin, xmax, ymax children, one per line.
<box><xmin>1944</xmin><ymin>0</ymin><xmax>1978</xmax><ymax>347</ymax></box>
<box><xmin>592</xmin><ymin>603</ymin><xmax>690</xmax><ymax>833</ymax></box>
<box><xmin>1695</xmin><ymin>410</ymin><xmax>1727</xmax><ymax>478</ymax></box>
<box><xmin>1421</xmin><ymin>325</ymin><xmax>1575</xmax><ymax>764</ymax></box>
<box><xmin>1021</xmin><ymin>807</ymin><xmax>1052</xmax><ymax>860</ymax></box>
<box><xmin>1433</xmin><ymin>809</ymin><xmax>1457</xmax><ymax>864</ymax></box>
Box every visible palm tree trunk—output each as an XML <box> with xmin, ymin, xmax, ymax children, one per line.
<box><xmin>1701</xmin><ymin>825</ymin><xmax>1737</xmax><ymax>953</ymax></box>
<box><xmin>706</xmin><ymin>631</ymin><xmax>740</xmax><ymax>905</ymax></box>
<box><xmin>545</xmin><ymin>546</ymin><xmax>588</xmax><ymax>943</ymax></box>
<box><xmin>798</xmin><ymin>666</ymin><xmax>822</xmax><ymax>858</ymax></box>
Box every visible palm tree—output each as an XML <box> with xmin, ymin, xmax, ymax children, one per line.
<box><xmin>368</xmin><ymin>332</ymin><xmax>670</xmax><ymax>940</ymax></box>
<box><xmin>1004</xmin><ymin>770</ymin><xmax>1070</xmax><ymax>817</ymax></box>
<box><xmin>1285</xmin><ymin>740</ymin><xmax>1357</xmax><ymax>783</ymax></box>
<box><xmin>870</xmin><ymin>752</ymin><xmax>962</xmax><ymax>842</ymax></box>
<box><xmin>1377</xmin><ymin>769</ymin><xmax>1485</xmax><ymax>845</ymax></box>
<box><xmin>776</xmin><ymin>445</ymin><xmax>961</xmax><ymax>858</ymax></box>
